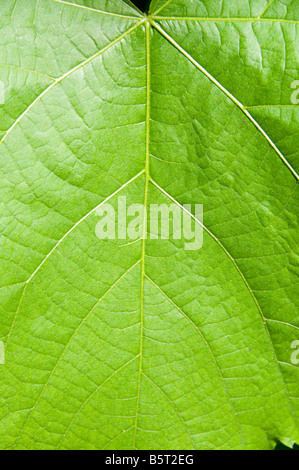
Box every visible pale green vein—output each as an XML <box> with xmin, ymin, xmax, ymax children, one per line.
<box><xmin>152</xmin><ymin>0</ymin><xmax>174</xmax><ymax>16</ymax></box>
<box><xmin>0</xmin><ymin>282</ymin><xmax>26</xmax><ymax>291</ymax></box>
<box><xmin>145</xmin><ymin>275</ymin><xmax>245</xmax><ymax>448</ymax></box>
<box><xmin>151</xmin><ymin>20</ymin><xmax>299</xmax><ymax>181</ymax></box>
<box><xmin>0</xmin><ymin>20</ymin><xmax>144</xmax><ymax>148</ymax></box>
<box><xmin>102</xmin><ymin>426</ymin><xmax>135</xmax><ymax>450</ymax></box>
<box><xmin>57</xmin><ymin>356</ymin><xmax>140</xmax><ymax>449</ymax></box>
<box><xmin>52</xmin><ymin>0</ymin><xmax>141</xmax><ymax>18</ymax></box>
<box><xmin>152</xmin><ymin>16</ymin><xmax>299</xmax><ymax>23</ymax></box>
<box><xmin>142</xmin><ymin>372</ymin><xmax>196</xmax><ymax>449</ymax></box>
<box><xmin>27</xmin><ymin>171</ymin><xmax>144</xmax><ymax>283</ymax></box>
<box><xmin>5</xmin><ymin>283</ymin><xmax>27</xmax><ymax>346</ymax></box>
<box><xmin>279</xmin><ymin>361</ymin><xmax>299</xmax><ymax>370</ymax></box>
<box><xmin>133</xmin><ymin>18</ymin><xmax>151</xmax><ymax>451</ymax></box>
<box><xmin>5</xmin><ymin>170</ymin><xmax>145</xmax><ymax>346</ymax></box>
<box><xmin>267</xmin><ymin>319</ymin><xmax>299</xmax><ymax>331</ymax></box>
<box><xmin>0</xmin><ymin>64</ymin><xmax>55</xmax><ymax>80</ymax></box>
<box><xmin>0</xmin><ymin>408</ymin><xmax>32</xmax><ymax>425</ymax></box>
<box><xmin>149</xmin><ymin>178</ymin><xmax>298</xmax><ymax>429</ymax></box>
<box><xmin>12</xmin><ymin>261</ymin><xmax>141</xmax><ymax>449</ymax></box>
<box><xmin>245</xmin><ymin>105</ymin><xmax>299</xmax><ymax>109</ymax></box>
<box><xmin>258</xmin><ymin>0</ymin><xmax>276</xmax><ymax>19</ymax></box>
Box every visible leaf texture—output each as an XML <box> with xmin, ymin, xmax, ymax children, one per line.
<box><xmin>0</xmin><ymin>0</ymin><xmax>298</xmax><ymax>450</ymax></box>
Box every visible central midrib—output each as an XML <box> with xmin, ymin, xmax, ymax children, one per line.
<box><xmin>133</xmin><ymin>18</ymin><xmax>151</xmax><ymax>450</ymax></box>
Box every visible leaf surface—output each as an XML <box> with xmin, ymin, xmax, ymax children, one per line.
<box><xmin>0</xmin><ymin>0</ymin><xmax>298</xmax><ymax>450</ymax></box>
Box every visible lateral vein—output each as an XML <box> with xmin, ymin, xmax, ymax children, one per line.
<box><xmin>152</xmin><ymin>17</ymin><xmax>299</xmax><ymax>24</ymax></box>
<box><xmin>0</xmin><ymin>21</ymin><xmax>144</xmax><ymax>148</ymax></box>
<box><xmin>150</xmin><ymin>20</ymin><xmax>299</xmax><ymax>181</ymax></box>
<box><xmin>5</xmin><ymin>171</ymin><xmax>145</xmax><ymax>346</ymax></box>
<box><xmin>149</xmin><ymin>179</ymin><xmax>298</xmax><ymax>427</ymax></box>
<box><xmin>145</xmin><ymin>275</ymin><xmax>246</xmax><ymax>448</ymax></box>
<box><xmin>52</xmin><ymin>0</ymin><xmax>141</xmax><ymax>18</ymax></box>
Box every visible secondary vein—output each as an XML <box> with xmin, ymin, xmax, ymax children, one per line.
<box><xmin>0</xmin><ymin>20</ymin><xmax>144</xmax><ymax>148</ymax></box>
<box><xmin>150</xmin><ymin>20</ymin><xmax>299</xmax><ymax>181</ymax></box>
<box><xmin>52</xmin><ymin>0</ymin><xmax>141</xmax><ymax>18</ymax></box>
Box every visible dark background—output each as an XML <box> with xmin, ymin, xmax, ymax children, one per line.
<box><xmin>131</xmin><ymin>0</ymin><xmax>150</xmax><ymax>12</ymax></box>
<box><xmin>276</xmin><ymin>443</ymin><xmax>298</xmax><ymax>450</ymax></box>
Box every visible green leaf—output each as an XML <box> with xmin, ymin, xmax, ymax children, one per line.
<box><xmin>0</xmin><ymin>0</ymin><xmax>298</xmax><ymax>450</ymax></box>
